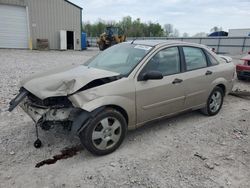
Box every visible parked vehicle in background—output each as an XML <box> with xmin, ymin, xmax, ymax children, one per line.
<box><xmin>9</xmin><ymin>40</ymin><xmax>235</xmax><ymax>155</ymax></box>
<box><xmin>236</xmin><ymin>55</ymin><xmax>250</xmax><ymax>80</ymax></box>
<box><xmin>96</xmin><ymin>26</ymin><xmax>126</xmax><ymax>51</ymax></box>
<box><xmin>208</xmin><ymin>31</ymin><xmax>228</xmax><ymax>37</ymax></box>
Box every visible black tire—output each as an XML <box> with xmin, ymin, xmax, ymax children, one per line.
<box><xmin>200</xmin><ymin>86</ymin><xmax>224</xmax><ymax>116</ymax></box>
<box><xmin>111</xmin><ymin>40</ymin><xmax>117</xmax><ymax>46</ymax></box>
<box><xmin>79</xmin><ymin>108</ymin><xmax>127</xmax><ymax>155</ymax></box>
<box><xmin>237</xmin><ymin>75</ymin><xmax>245</xmax><ymax>80</ymax></box>
<box><xmin>98</xmin><ymin>42</ymin><xmax>106</xmax><ymax>51</ymax></box>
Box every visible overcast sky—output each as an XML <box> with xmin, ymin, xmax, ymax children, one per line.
<box><xmin>70</xmin><ymin>0</ymin><xmax>250</xmax><ymax>35</ymax></box>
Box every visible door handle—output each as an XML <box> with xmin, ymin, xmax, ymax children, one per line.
<box><xmin>205</xmin><ymin>70</ymin><xmax>213</xmax><ymax>75</ymax></box>
<box><xmin>172</xmin><ymin>78</ymin><xmax>183</xmax><ymax>84</ymax></box>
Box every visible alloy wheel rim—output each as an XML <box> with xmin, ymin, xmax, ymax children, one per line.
<box><xmin>209</xmin><ymin>91</ymin><xmax>222</xmax><ymax>113</ymax></box>
<box><xmin>92</xmin><ymin>117</ymin><xmax>122</xmax><ymax>150</ymax></box>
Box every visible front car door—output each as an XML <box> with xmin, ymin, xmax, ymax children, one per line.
<box><xmin>135</xmin><ymin>46</ymin><xmax>186</xmax><ymax>125</ymax></box>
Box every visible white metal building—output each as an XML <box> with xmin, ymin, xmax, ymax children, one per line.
<box><xmin>228</xmin><ymin>29</ymin><xmax>250</xmax><ymax>37</ymax></box>
<box><xmin>0</xmin><ymin>0</ymin><xmax>82</xmax><ymax>50</ymax></box>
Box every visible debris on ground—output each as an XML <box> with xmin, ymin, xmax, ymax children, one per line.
<box><xmin>87</xmin><ymin>175</ymin><xmax>93</xmax><ymax>180</ymax></box>
<box><xmin>109</xmin><ymin>162</ymin><xmax>116</xmax><ymax>167</ymax></box>
<box><xmin>194</xmin><ymin>152</ymin><xmax>207</xmax><ymax>160</ymax></box>
<box><xmin>232</xmin><ymin>128</ymin><xmax>247</xmax><ymax>139</ymax></box>
<box><xmin>204</xmin><ymin>161</ymin><xmax>215</xmax><ymax>170</ymax></box>
<box><xmin>229</xmin><ymin>90</ymin><xmax>250</xmax><ymax>99</ymax></box>
<box><xmin>239</xmin><ymin>119</ymin><xmax>246</xmax><ymax>122</ymax></box>
<box><xmin>9</xmin><ymin>151</ymin><xmax>15</xmax><ymax>155</ymax></box>
<box><xmin>243</xmin><ymin>150</ymin><xmax>247</xmax><ymax>154</ymax></box>
<box><xmin>223</xmin><ymin>155</ymin><xmax>234</xmax><ymax>161</ymax></box>
<box><xmin>214</xmin><ymin>162</ymin><xmax>220</xmax><ymax>166</ymax></box>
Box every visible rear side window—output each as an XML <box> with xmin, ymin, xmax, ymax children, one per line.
<box><xmin>183</xmin><ymin>47</ymin><xmax>207</xmax><ymax>71</ymax></box>
<box><xmin>207</xmin><ymin>52</ymin><xmax>219</xmax><ymax>65</ymax></box>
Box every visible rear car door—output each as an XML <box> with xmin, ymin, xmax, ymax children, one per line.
<box><xmin>135</xmin><ymin>46</ymin><xmax>186</xmax><ymax>124</ymax></box>
<box><xmin>181</xmin><ymin>46</ymin><xmax>217</xmax><ymax>109</ymax></box>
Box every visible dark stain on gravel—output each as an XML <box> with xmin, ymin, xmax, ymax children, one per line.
<box><xmin>35</xmin><ymin>145</ymin><xmax>83</xmax><ymax>168</ymax></box>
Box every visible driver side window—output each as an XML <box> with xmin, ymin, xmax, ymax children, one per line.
<box><xmin>143</xmin><ymin>47</ymin><xmax>181</xmax><ymax>76</ymax></box>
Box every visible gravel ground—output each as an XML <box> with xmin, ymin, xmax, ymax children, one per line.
<box><xmin>0</xmin><ymin>49</ymin><xmax>250</xmax><ymax>188</ymax></box>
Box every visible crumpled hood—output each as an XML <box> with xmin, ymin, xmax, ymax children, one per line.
<box><xmin>22</xmin><ymin>65</ymin><xmax>119</xmax><ymax>99</ymax></box>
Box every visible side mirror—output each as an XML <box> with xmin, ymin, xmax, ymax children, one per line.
<box><xmin>141</xmin><ymin>71</ymin><xmax>163</xmax><ymax>81</ymax></box>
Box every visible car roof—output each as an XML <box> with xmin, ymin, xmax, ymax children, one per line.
<box><xmin>127</xmin><ymin>39</ymin><xmax>188</xmax><ymax>47</ymax></box>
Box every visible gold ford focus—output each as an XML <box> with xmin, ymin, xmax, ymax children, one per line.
<box><xmin>9</xmin><ymin>40</ymin><xmax>235</xmax><ymax>155</ymax></box>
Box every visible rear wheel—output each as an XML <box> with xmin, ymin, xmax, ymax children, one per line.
<box><xmin>79</xmin><ymin>108</ymin><xmax>127</xmax><ymax>155</ymax></box>
<box><xmin>201</xmin><ymin>86</ymin><xmax>224</xmax><ymax>116</ymax></box>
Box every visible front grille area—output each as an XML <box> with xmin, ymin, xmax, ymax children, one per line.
<box><xmin>28</xmin><ymin>93</ymin><xmax>72</xmax><ymax>108</ymax></box>
<box><xmin>243</xmin><ymin>71</ymin><xmax>250</xmax><ymax>77</ymax></box>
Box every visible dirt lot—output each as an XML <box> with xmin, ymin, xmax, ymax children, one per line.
<box><xmin>0</xmin><ymin>49</ymin><xmax>250</xmax><ymax>188</ymax></box>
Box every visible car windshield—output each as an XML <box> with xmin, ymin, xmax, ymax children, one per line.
<box><xmin>85</xmin><ymin>43</ymin><xmax>152</xmax><ymax>76</ymax></box>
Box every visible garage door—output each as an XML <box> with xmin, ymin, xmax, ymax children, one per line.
<box><xmin>0</xmin><ymin>4</ymin><xmax>29</xmax><ymax>48</ymax></box>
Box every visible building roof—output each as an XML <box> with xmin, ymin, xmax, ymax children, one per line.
<box><xmin>64</xmin><ymin>0</ymin><xmax>82</xmax><ymax>10</ymax></box>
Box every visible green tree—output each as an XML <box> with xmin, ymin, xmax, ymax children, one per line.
<box><xmin>83</xmin><ymin>16</ymin><xmax>165</xmax><ymax>37</ymax></box>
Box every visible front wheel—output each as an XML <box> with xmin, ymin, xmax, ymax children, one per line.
<box><xmin>201</xmin><ymin>87</ymin><xmax>224</xmax><ymax>116</ymax></box>
<box><xmin>79</xmin><ymin>108</ymin><xmax>127</xmax><ymax>155</ymax></box>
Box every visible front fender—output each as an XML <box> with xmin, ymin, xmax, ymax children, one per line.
<box><xmin>69</xmin><ymin>95</ymin><xmax>136</xmax><ymax>129</ymax></box>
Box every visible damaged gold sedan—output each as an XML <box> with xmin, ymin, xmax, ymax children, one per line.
<box><xmin>9</xmin><ymin>40</ymin><xmax>235</xmax><ymax>155</ymax></box>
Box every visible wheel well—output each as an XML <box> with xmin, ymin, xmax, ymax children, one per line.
<box><xmin>106</xmin><ymin>105</ymin><xmax>129</xmax><ymax>125</ymax></box>
<box><xmin>216</xmin><ymin>84</ymin><xmax>226</xmax><ymax>95</ymax></box>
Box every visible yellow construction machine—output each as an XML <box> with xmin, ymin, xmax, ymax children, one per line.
<box><xmin>97</xmin><ymin>26</ymin><xmax>126</xmax><ymax>51</ymax></box>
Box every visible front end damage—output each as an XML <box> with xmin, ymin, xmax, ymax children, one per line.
<box><xmin>20</xmin><ymin>97</ymin><xmax>74</xmax><ymax>130</ymax></box>
<box><xmin>9</xmin><ymin>88</ymin><xmax>92</xmax><ymax>147</ymax></box>
<box><xmin>8</xmin><ymin>65</ymin><xmax>123</xmax><ymax>148</ymax></box>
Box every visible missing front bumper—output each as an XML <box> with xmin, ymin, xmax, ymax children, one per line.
<box><xmin>8</xmin><ymin>88</ymin><xmax>29</xmax><ymax>112</ymax></box>
<box><xmin>20</xmin><ymin>98</ymin><xmax>74</xmax><ymax>124</ymax></box>
<box><xmin>19</xmin><ymin>98</ymin><xmax>91</xmax><ymax>135</ymax></box>
<box><xmin>9</xmin><ymin>90</ymin><xmax>92</xmax><ymax>135</ymax></box>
